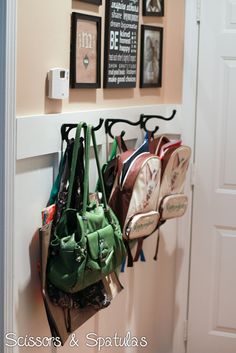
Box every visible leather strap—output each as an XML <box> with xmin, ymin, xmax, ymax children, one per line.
<box><xmin>116</xmin><ymin>134</ymin><xmax>128</xmax><ymax>153</ymax></box>
<box><xmin>66</xmin><ymin>122</ymin><xmax>86</xmax><ymax>209</ymax></box>
<box><xmin>66</xmin><ymin>123</ymin><xmax>109</xmax><ymax>213</ymax></box>
<box><xmin>133</xmin><ymin>239</ymin><xmax>144</xmax><ymax>262</ymax></box>
<box><xmin>124</xmin><ymin>241</ymin><xmax>133</xmax><ymax>267</ymax></box>
<box><xmin>91</xmin><ymin>127</ymin><xmax>109</xmax><ymax>210</ymax></box>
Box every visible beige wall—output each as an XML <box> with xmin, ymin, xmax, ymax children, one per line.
<box><xmin>17</xmin><ymin>0</ymin><xmax>185</xmax><ymax>116</ymax></box>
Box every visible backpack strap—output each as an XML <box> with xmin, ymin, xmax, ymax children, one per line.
<box><xmin>148</xmin><ymin>134</ymin><xmax>170</xmax><ymax>155</ymax></box>
<box><xmin>116</xmin><ymin>134</ymin><xmax>128</xmax><ymax>153</ymax></box>
<box><xmin>153</xmin><ymin>232</ymin><xmax>160</xmax><ymax>261</ymax></box>
<box><xmin>124</xmin><ymin>240</ymin><xmax>134</xmax><ymax>267</ymax></box>
<box><xmin>133</xmin><ymin>239</ymin><xmax>145</xmax><ymax>262</ymax></box>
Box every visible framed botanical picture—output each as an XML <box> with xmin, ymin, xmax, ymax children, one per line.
<box><xmin>70</xmin><ymin>12</ymin><xmax>101</xmax><ymax>88</ymax></box>
<box><xmin>143</xmin><ymin>0</ymin><xmax>164</xmax><ymax>16</ymax></box>
<box><xmin>140</xmin><ymin>25</ymin><xmax>163</xmax><ymax>88</ymax></box>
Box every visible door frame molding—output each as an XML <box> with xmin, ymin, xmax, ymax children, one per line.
<box><xmin>172</xmin><ymin>0</ymin><xmax>200</xmax><ymax>352</ymax></box>
<box><xmin>0</xmin><ymin>0</ymin><xmax>17</xmax><ymax>351</ymax></box>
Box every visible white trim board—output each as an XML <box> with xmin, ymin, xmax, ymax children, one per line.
<box><xmin>172</xmin><ymin>0</ymin><xmax>200</xmax><ymax>352</ymax></box>
<box><xmin>16</xmin><ymin>104</ymin><xmax>181</xmax><ymax>160</ymax></box>
<box><xmin>1</xmin><ymin>0</ymin><xmax>17</xmax><ymax>352</ymax></box>
<box><xmin>0</xmin><ymin>2</ymin><xmax>6</xmax><ymax>347</ymax></box>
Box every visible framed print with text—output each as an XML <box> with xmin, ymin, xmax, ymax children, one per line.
<box><xmin>104</xmin><ymin>0</ymin><xmax>140</xmax><ymax>88</ymax></box>
<box><xmin>70</xmin><ymin>12</ymin><xmax>101</xmax><ymax>88</ymax></box>
<box><xmin>140</xmin><ymin>25</ymin><xmax>163</xmax><ymax>88</ymax></box>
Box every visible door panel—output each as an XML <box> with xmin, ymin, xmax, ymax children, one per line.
<box><xmin>187</xmin><ymin>0</ymin><xmax>236</xmax><ymax>352</ymax></box>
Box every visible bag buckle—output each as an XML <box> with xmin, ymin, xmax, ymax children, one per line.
<box><xmin>99</xmin><ymin>239</ymin><xmax>109</xmax><ymax>263</ymax></box>
<box><xmin>75</xmin><ymin>247</ymin><xmax>87</xmax><ymax>263</ymax></box>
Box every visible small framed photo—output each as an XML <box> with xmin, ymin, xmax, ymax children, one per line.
<box><xmin>79</xmin><ymin>0</ymin><xmax>102</xmax><ymax>5</ymax></box>
<box><xmin>143</xmin><ymin>0</ymin><xmax>164</xmax><ymax>16</ymax></box>
<box><xmin>70</xmin><ymin>12</ymin><xmax>101</xmax><ymax>88</ymax></box>
<box><xmin>140</xmin><ymin>25</ymin><xmax>163</xmax><ymax>88</ymax></box>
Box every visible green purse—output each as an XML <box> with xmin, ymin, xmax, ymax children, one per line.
<box><xmin>47</xmin><ymin>123</ymin><xmax>126</xmax><ymax>293</ymax></box>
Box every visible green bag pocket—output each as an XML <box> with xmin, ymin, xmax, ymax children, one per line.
<box><xmin>98</xmin><ymin>224</ymin><xmax>115</xmax><ymax>275</ymax></box>
<box><xmin>48</xmin><ymin>232</ymin><xmax>88</xmax><ymax>293</ymax></box>
<box><xmin>86</xmin><ymin>225</ymin><xmax>115</xmax><ymax>274</ymax></box>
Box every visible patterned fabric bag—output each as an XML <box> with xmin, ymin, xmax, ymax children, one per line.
<box><xmin>109</xmin><ymin>146</ymin><xmax>161</xmax><ymax>265</ymax></box>
<box><xmin>153</xmin><ymin>135</ymin><xmax>191</xmax><ymax>221</ymax></box>
<box><xmin>148</xmin><ymin>132</ymin><xmax>191</xmax><ymax>220</ymax></box>
<box><xmin>39</xmin><ymin>222</ymin><xmax>123</xmax><ymax>345</ymax></box>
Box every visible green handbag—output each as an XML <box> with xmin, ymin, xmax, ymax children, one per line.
<box><xmin>47</xmin><ymin>123</ymin><xmax>126</xmax><ymax>293</ymax></box>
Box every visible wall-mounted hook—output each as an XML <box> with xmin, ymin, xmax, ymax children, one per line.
<box><xmin>93</xmin><ymin>118</ymin><xmax>104</xmax><ymax>131</ymax></box>
<box><xmin>140</xmin><ymin>109</ymin><xmax>177</xmax><ymax>138</ymax></box>
<box><xmin>61</xmin><ymin>118</ymin><xmax>104</xmax><ymax>142</ymax></box>
<box><xmin>104</xmin><ymin>117</ymin><xmax>142</xmax><ymax>139</ymax></box>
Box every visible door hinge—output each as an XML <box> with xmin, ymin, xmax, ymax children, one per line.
<box><xmin>191</xmin><ymin>163</ymin><xmax>196</xmax><ymax>187</ymax></box>
<box><xmin>184</xmin><ymin>320</ymin><xmax>188</xmax><ymax>342</ymax></box>
<box><xmin>196</xmin><ymin>0</ymin><xmax>201</xmax><ymax>23</ymax></box>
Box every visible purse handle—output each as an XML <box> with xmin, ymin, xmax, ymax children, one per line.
<box><xmin>66</xmin><ymin>123</ymin><xmax>108</xmax><ymax>213</ymax></box>
<box><xmin>66</xmin><ymin>122</ymin><xmax>86</xmax><ymax>209</ymax></box>
<box><xmin>82</xmin><ymin>124</ymin><xmax>109</xmax><ymax>214</ymax></box>
<box><xmin>91</xmin><ymin>125</ymin><xmax>108</xmax><ymax>211</ymax></box>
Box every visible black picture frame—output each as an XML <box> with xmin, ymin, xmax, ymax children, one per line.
<box><xmin>79</xmin><ymin>0</ymin><xmax>102</xmax><ymax>5</ymax></box>
<box><xmin>103</xmin><ymin>0</ymin><xmax>140</xmax><ymax>88</ymax></box>
<box><xmin>140</xmin><ymin>25</ymin><xmax>163</xmax><ymax>88</ymax></box>
<box><xmin>143</xmin><ymin>0</ymin><xmax>164</xmax><ymax>17</ymax></box>
<box><xmin>70</xmin><ymin>12</ymin><xmax>101</xmax><ymax>89</ymax></box>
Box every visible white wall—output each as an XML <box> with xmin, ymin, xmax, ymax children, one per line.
<box><xmin>12</xmin><ymin>104</ymin><xmax>186</xmax><ymax>353</ymax></box>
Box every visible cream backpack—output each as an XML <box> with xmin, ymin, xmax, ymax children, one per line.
<box><xmin>109</xmin><ymin>134</ymin><xmax>191</xmax><ymax>266</ymax></box>
<box><xmin>131</xmin><ymin>134</ymin><xmax>192</xmax><ymax>262</ymax></box>
<box><xmin>149</xmin><ymin>134</ymin><xmax>191</xmax><ymax>221</ymax></box>
<box><xmin>109</xmin><ymin>145</ymin><xmax>162</xmax><ymax>266</ymax></box>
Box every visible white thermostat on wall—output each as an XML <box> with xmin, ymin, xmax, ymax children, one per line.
<box><xmin>48</xmin><ymin>68</ymin><xmax>69</xmax><ymax>99</ymax></box>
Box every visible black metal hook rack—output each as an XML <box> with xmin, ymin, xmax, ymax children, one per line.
<box><xmin>104</xmin><ymin>117</ymin><xmax>142</xmax><ymax>139</ymax></box>
<box><xmin>61</xmin><ymin>118</ymin><xmax>104</xmax><ymax>142</ymax></box>
<box><xmin>60</xmin><ymin>109</ymin><xmax>177</xmax><ymax>141</ymax></box>
<box><xmin>140</xmin><ymin>109</ymin><xmax>177</xmax><ymax>137</ymax></box>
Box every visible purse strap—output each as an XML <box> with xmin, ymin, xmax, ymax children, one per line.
<box><xmin>66</xmin><ymin>122</ymin><xmax>86</xmax><ymax>209</ymax></box>
<box><xmin>82</xmin><ymin>125</ymin><xmax>108</xmax><ymax>214</ymax></box>
<box><xmin>91</xmin><ymin>126</ymin><xmax>108</xmax><ymax>210</ymax></box>
<box><xmin>82</xmin><ymin>125</ymin><xmax>91</xmax><ymax>214</ymax></box>
<box><xmin>67</xmin><ymin>122</ymin><xmax>108</xmax><ymax>213</ymax></box>
<box><xmin>116</xmin><ymin>133</ymin><xmax>128</xmax><ymax>153</ymax></box>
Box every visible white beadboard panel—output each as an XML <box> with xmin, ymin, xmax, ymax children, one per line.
<box><xmin>14</xmin><ymin>104</ymin><xmax>183</xmax><ymax>353</ymax></box>
<box><xmin>14</xmin><ymin>155</ymin><xmax>179</xmax><ymax>353</ymax></box>
<box><xmin>16</xmin><ymin>104</ymin><xmax>181</xmax><ymax>160</ymax></box>
<box><xmin>14</xmin><ymin>155</ymin><xmax>56</xmax><ymax>353</ymax></box>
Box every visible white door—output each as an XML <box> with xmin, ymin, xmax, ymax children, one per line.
<box><xmin>187</xmin><ymin>0</ymin><xmax>236</xmax><ymax>352</ymax></box>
